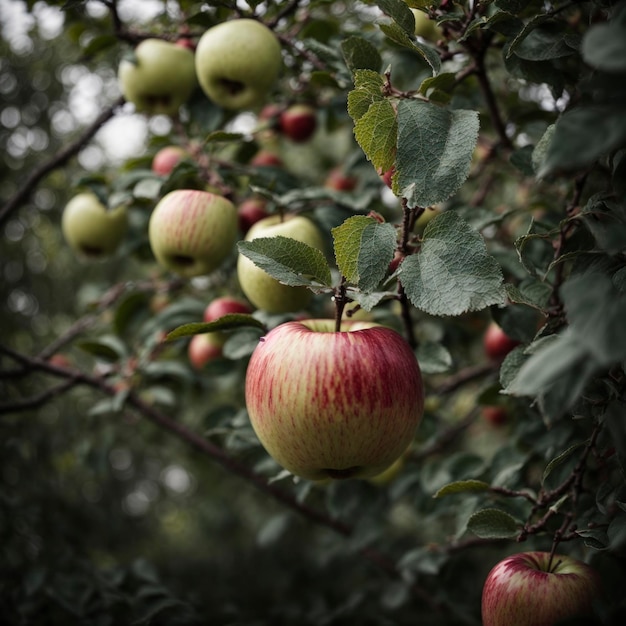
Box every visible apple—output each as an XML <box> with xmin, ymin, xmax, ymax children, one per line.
<box><xmin>484</xmin><ymin>321</ymin><xmax>520</xmax><ymax>361</ymax></box>
<box><xmin>245</xmin><ymin>319</ymin><xmax>424</xmax><ymax>480</ymax></box>
<box><xmin>117</xmin><ymin>38</ymin><xmax>197</xmax><ymax>116</ymax></box>
<box><xmin>148</xmin><ymin>189</ymin><xmax>238</xmax><ymax>278</ymax></box>
<box><xmin>367</xmin><ymin>454</ymin><xmax>406</xmax><ymax>486</ymax></box>
<box><xmin>204</xmin><ymin>296</ymin><xmax>252</xmax><ymax>321</ymax></box>
<box><xmin>482</xmin><ymin>405</ymin><xmax>508</xmax><ymax>426</ymax></box>
<box><xmin>195</xmin><ymin>19</ymin><xmax>282</xmax><ymax>110</ymax></box>
<box><xmin>279</xmin><ymin>104</ymin><xmax>317</xmax><ymax>143</ymax></box>
<box><xmin>151</xmin><ymin>145</ymin><xmax>188</xmax><ymax>176</ymax></box>
<box><xmin>237</xmin><ymin>214</ymin><xmax>325</xmax><ymax>313</ymax></box>
<box><xmin>482</xmin><ymin>551</ymin><xmax>602</xmax><ymax>626</ymax></box>
<box><xmin>250</xmin><ymin>149</ymin><xmax>283</xmax><ymax>167</ymax></box>
<box><xmin>411</xmin><ymin>9</ymin><xmax>442</xmax><ymax>42</ymax></box>
<box><xmin>324</xmin><ymin>166</ymin><xmax>358</xmax><ymax>191</ymax></box>
<box><xmin>188</xmin><ymin>332</ymin><xmax>226</xmax><ymax>368</ymax></box>
<box><xmin>61</xmin><ymin>192</ymin><xmax>128</xmax><ymax>258</ymax></box>
<box><xmin>237</xmin><ymin>197</ymin><xmax>270</xmax><ymax>234</ymax></box>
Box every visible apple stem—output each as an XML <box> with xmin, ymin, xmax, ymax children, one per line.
<box><xmin>334</xmin><ymin>279</ymin><xmax>349</xmax><ymax>332</ymax></box>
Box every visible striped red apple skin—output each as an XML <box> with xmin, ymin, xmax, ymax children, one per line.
<box><xmin>245</xmin><ymin>319</ymin><xmax>424</xmax><ymax>481</ymax></box>
<box><xmin>482</xmin><ymin>551</ymin><xmax>602</xmax><ymax>626</ymax></box>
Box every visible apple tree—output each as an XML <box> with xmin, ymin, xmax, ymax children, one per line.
<box><xmin>1</xmin><ymin>0</ymin><xmax>626</xmax><ymax>624</ymax></box>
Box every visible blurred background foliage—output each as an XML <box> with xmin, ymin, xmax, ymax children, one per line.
<box><xmin>1</xmin><ymin>0</ymin><xmax>626</xmax><ymax>624</ymax></box>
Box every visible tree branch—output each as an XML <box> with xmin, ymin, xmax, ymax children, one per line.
<box><xmin>0</xmin><ymin>97</ymin><xmax>125</xmax><ymax>227</ymax></box>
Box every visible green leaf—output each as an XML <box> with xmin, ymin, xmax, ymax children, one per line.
<box><xmin>377</xmin><ymin>21</ymin><xmax>441</xmax><ymax>73</ymax></box>
<box><xmin>77</xmin><ymin>336</ymin><xmax>128</xmax><ymax>362</ymax></box>
<box><xmin>166</xmin><ymin>314</ymin><xmax>265</xmax><ymax>341</ymax></box>
<box><xmin>237</xmin><ymin>236</ymin><xmax>332</xmax><ymax>288</ymax></box>
<box><xmin>341</xmin><ymin>36</ymin><xmax>382</xmax><ymax>73</ymax></box>
<box><xmin>539</xmin><ymin>105</ymin><xmax>626</xmax><ymax>177</ymax></box>
<box><xmin>353</xmin><ymin>99</ymin><xmax>397</xmax><ymax>172</ymax></box>
<box><xmin>347</xmin><ymin>70</ymin><xmax>385</xmax><ymax>122</ymax></box>
<box><xmin>416</xmin><ymin>340</ymin><xmax>452</xmax><ymax>374</ymax></box>
<box><xmin>395</xmin><ymin>100</ymin><xmax>479</xmax><ymax>208</ymax></box>
<box><xmin>514</xmin><ymin>27</ymin><xmax>576</xmax><ymax>61</ymax></box>
<box><xmin>399</xmin><ymin>212</ymin><xmax>506</xmax><ymax>316</ymax></box>
<box><xmin>332</xmin><ymin>216</ymin><xmax>397</xmax><ymax>292</ymax></box>
<box><xmin>375</xmin><ymin>0</ymin><xmax>416</xmax><ymax>35</ymax></box>
<box><xmin>561</xmin><ymin>271</ymin><xmax>626</xmax><ymax>365</ymax></box>
<box><xmin>204</xmin><ymin>130</ymin><xmax>245</xmax><ymax>143</ymax></box>
<box><xmin>433</xmin><ymin>480</ymin><xmax>490</xmax><ymax>498</ymax></box>
<box><xmin>542</xmin><ymin>442</ymin><xmax>586</xmax><ymax>485</ymax></box>
<box><xmin>467</xmin><ymin>508</ymin><xmax>519</xmax><ymax>539</ymax></box>
<box><xmin>582</xmin><ymin>20</ymin><xmax>626</xmax><ymax>73</ymax></box>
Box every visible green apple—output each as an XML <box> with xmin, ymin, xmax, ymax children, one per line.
<box><xmin>195</xmin><ymin>19</ymin><xmax>282</xmax><ymax>110</ymax></box>
<box><xmin>237</xmin><ymin>214</ymin><xmax>324</xmax><ymax>313</ymax></box>
<box><xmin>245</xmin><ymin>319</ymin><xmax>424</xmax><ymax>481</ymax></box>
<box><xmin>148</xmin><ymin>189</ymin><xmax>238</xmax><ymax>278</ymax></box>
<box><xmin>411</xmin><ymin>9</ymin><xmax>442</xmax><ymax>42</ymax></box>
<box><xmin>118</xmin><ymin>38</ymin><xmax>197</xmax><ymax>116</ymax></box>
<box><xmin>61</xmin><ymin>192</ymin><xmax>128</xmax><ymax>258</ymax></box>
<box><xmin>482</xmin><ymin>551</ymin><xmax>602</xmax><ymax>626</ymax></box>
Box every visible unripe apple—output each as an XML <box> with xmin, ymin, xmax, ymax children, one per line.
<box><xmin>324</xmin><ymin>167</ymin><xmax>358</xmax><ymax>191</ymax></box>
<box><xmin>245</xmin><ymin>319</ymin><xmax>424</xmax><ymax>481</ymax></box>
<box><xmin>188</xmin><ymin>332</ymin><xmax>226</xmax><ymax>368</ymax></box>
<box><xmin>411</xmin><ymin>9</ymin><xmax>443</xmax><ymax>42</ymax></box>
<box><xmin>151</xmin><ymin>146</ymin><xmax>188</xmax><ymax>176</ymax></box>
<box><xmin>237</xmin><ymin>214</ymin><xmax>325</xmax><ymax>313</ymax></box>
<box><xmin>148</xmin><ymin>189</ymin><xmax>238</xmax><ymax>278</ymax></box>
<box><xmin>204</xmin><ymin>296</ymin><xmax>252</xmax><ymax>321</ymax></box>
<box><xmin>483</xmin><ymin>321</ymin><xmax>520</xmax><ymax>361</ymax></box>
<box><xmin>117</xmin><ymin>39</ymin><xmax>197</xmax><ymax>116</ymax></box>
<box><xmin>237</xmin><ymin>197</ymin><xmax>270</xmax><ymax>234</ymax></box>
<box><xmin>62</xmin><ymin>192</ymin><xmax>128</xmax><ymax>258</ymax></box>
<box><xmin>279</xmin><ymin>104</ymin><xmax>317</xmax><ymax>143</ymax></box>
<box><xmin>482</xmin><ymin>551</ymin><xmax>602</xmax><ymax>626</ymax></box>
<box><xmin>195</xmin><ymin>19</ymin><xmax>282</xmax><ymax>111</ymax></box>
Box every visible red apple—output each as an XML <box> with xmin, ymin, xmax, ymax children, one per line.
<box><xmin>484</xmin><ymin>321</ymin><xmax>520</xmax><ymax>361</ymax></box>
<box><xmin>188</xmin><ymin>333</ymin><xmax>226</xmax><ymax>368</ymax></box>
<box><xmin>279</xmin><ymin>104</ymin><xmax>317</xmax><ymax>143</ymax></box>
<box><xmin>324</xmin><ymin>167</ymin><xmax>358</xmax><ymax>191</ymax></box>
<box><xmin>204</xmin><ymin>296</ymin><xmax>252</xmax><ymax>322</ymax></box>
<box><xmin>482</xmin><ymin>551</ymin><xmax>602</xmax><ymax>626</ymax></box>
<box><xmin>482</xmin><ymin>405</ymin><xmax>508</xmax><ymax>426</ymax></box>
<box><xmin>250</xmin><ymin>150</ymin><xmax>283</xmax><ymax>167</ymax></box>
<box><xmin>237</xmin><ymin>197</ymin><xmax>270</xmax><ymax>234</ymax></box>
<box><xmin>245</xmin><ymin>319</ymin><xmax>424</xmax><ymax>481</ymax></box>
<box><xmin>151</xmin><ymin>145</ymin><xmax>188</xmax><ymax>176</ymax></box>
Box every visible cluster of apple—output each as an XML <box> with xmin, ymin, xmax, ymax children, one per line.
<box><xmin>58</xmin><ymin>13</ymin><xmax>606</xmax><ymax>625</ymax></box>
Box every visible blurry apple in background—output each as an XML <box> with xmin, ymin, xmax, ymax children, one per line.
<box><xmin>484</xmin><ymin>321</ymin><xmax>520</xmax><ymax>361</ymax></box>
<box><xmin>188</xmin><ymin>333</ymin><xmax>226</xmax><ymax>368</ymax></box>
<box><xmin>117</xmin><ymin>38</ymin><xmax>197</xmax><ymax>116</ymax></box>
<box><xmin>204</xmin><ymin>296</ymin><xmax>252</xmax><ymax>321</ymax></box>
<box><xmin>151</xmin><ymin>146</ymin><xmax>188</xmax><ymax>176</ymax></box>
<box><xmin>324</xmin><ymin>166</ymin><xmax>358</xmax><ymax>192</ymax></box>
<box><xmin>482</xmin><ymin>405</ymin><xmax>508</xmax><ymax>426</ymax></box>
<box><xmin>250</xmin><ymin>150</ymin><xmax>284</xmax><ymax>168</ymax></box>
<box><xmin>62</xmin><ymin>193</ymin><xmax>128</xmax><ymax>258</ymax></box>
<box><xmin>237</xmin><ymin>214</ymin><xmax>325</xmax><ymax>313</ymax></box>
<box><xmin>195</xmin><ymin>19</ymin><xmax>282</xmax><ymax>111</ymax></box>
<box><xmin>245</xmin><ymin>319</ymin><xmax>424</xmax><ymax>481</ymax></box>
<box><xmin>482</xmin><ymin>551</ymin><xmax>602</xmax><ymax>626</ymax></box>
<box><xmin>237</xmin><ymin>197</ymin><xmax>270</xmax><ymax>234</ymax></box>
<box><xmin>380</xmin><ymin>166</ymin><xmax>395</xmax><ymax>189</ymax></box>
<box><xmin>279</xmin><ymin>104</ymin><xmax>317</xmax><ymax>143</ymax></box>
<box><xmin>148</xmin><ymin>189</ymin><xmax>238</xmax><ymax>278</ymax></box>
<box><xmin>411</xmin><ymin>9</ymin><xmax>443</xmax><ymax>42</ymax></box>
